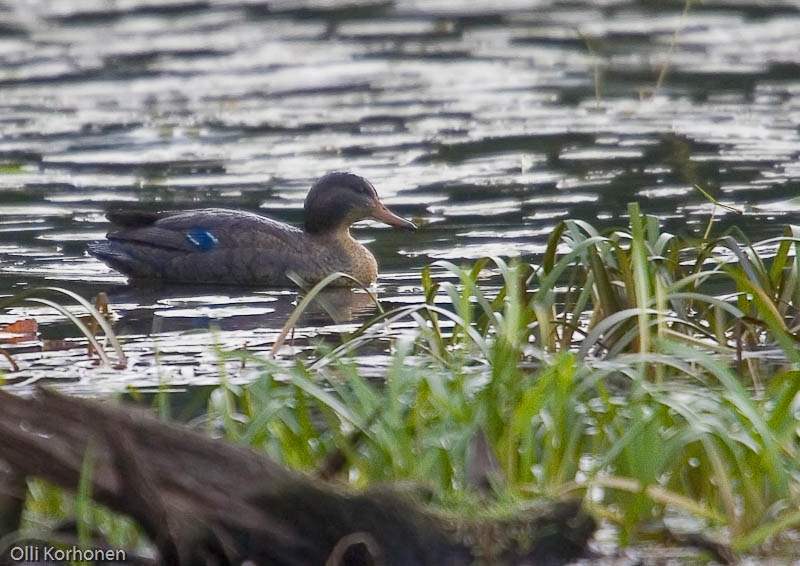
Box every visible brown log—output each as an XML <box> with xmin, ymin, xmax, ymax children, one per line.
<box><xmin>0</xmin><ymin>388</ymin><xmax>595</xmax><ymax>565</ymax></box>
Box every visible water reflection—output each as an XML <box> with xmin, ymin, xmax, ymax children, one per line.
<box><xmin>0</xmin><ymin>0</ymin><xmax>799</xmax><ymax>388</ymax></box>
<box><xmin>0</xmin><ymin>282</ymin><xmax>386</xmax><ymax>391</ymax></box>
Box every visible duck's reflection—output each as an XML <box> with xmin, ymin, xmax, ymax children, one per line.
<box><xmin>102</xmin><ymin>284</ymin><xmax>381</xmax><ymax>337</ymax></box>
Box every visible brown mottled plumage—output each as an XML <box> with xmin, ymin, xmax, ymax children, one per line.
<box><xmin>87</xmin><ymin>172</ymin><xmax>416</xmax><ymax>287</ymax></box>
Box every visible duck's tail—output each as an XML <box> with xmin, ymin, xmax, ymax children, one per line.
<box><xmin>87</xmin><ymin>241</ymin><xmax>161</xmax><ymax>279</ymax></box>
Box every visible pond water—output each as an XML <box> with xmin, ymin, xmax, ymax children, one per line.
<box><xmin>1</xmin><ymin>0</ymin><xmax>800</xmax><ymax>391</ymax></box>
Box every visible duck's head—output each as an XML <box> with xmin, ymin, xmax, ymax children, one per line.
<box><xmin>304</xmin><ymin>172</ymin><xmax>416</xmax><ymax>234</ymax></box>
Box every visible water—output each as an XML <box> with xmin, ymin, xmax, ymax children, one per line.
<box><xmin>1</xmin><ymin>0</ymin><xmax>800</xmax><ymax>390</ymax></box>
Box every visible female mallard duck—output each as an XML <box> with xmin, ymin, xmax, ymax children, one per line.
<box><xmin>88</xmin><ymin>172</ymin><xmax>416</xmax><ymax>287</ymax></box>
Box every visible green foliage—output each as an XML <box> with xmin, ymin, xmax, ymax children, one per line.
<box><xmin>21</xmin><ymin>479</ymin><xmax>142</xmax><ymax>552</ymax></box>
<box><xmin>212</xmin><ymin>206</ymin><xmax>800</xmax><ymax>555</ymax></box>
<box><xmin>12</xmin><ymin>207</ymin><xmax>800</xmax><ymax>558</ymax></box>
<box><xmin>0</xmin><ymin>162</ymin><xmax>23</xmax><ymax>174</ymax></box>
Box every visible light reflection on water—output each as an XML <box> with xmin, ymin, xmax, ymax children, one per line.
<box><xmin>0</xmin><ymin>0</ymin><xmax>799</xmax><ymax>389</ymax></box>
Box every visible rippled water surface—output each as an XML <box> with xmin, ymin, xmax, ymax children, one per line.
<box><xmin>1</xmin><ymin>0</ymin><xmax>800</xmax><ymax>390</ymax></box>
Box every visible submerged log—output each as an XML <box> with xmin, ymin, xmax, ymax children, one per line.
<box><xmin>0</xmin><ymin>388</ymin><xmax>595</xmax><ymax>565</ymax></box>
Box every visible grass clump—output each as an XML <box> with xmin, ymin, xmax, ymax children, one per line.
<box><xmin>13</xmin><ymin>478</ymin><xmax>143</xmax><ymax>555</ymax></box>
<box><xmin>212</xmin><ymin>203</ymin><xmax>800</xmax><ymax>557</ymax></box>
<box><xmin>0</xmin><ymin>287</ymin><xmax>125</xmax><ymax>369</ymax></box>
<box><xmin>7</xmin><ymin>205</ymin><xmax>800</xmax><ymax>560</ymax></box>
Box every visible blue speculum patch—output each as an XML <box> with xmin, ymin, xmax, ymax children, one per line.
<box><xmin>185</xmin><ymin>228</ymin><xmax>218</xmax><ymax>251</ymax></box>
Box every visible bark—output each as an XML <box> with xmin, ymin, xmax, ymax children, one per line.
<box><xmin>0</xmin><ymin>388</ymin><xmax>595</xmax><ymax>565</ymax></box>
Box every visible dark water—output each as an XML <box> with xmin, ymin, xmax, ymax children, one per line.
<box><xmin>1</xmin><ymin>0</ymin><xmax>800</xmax><ymax>390</ymax></box>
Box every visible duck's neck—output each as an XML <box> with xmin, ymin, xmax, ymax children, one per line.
<box><xmin>313</xmin><ymin>227</ymin><xmax>378</xmax><ymax>285</ymax></box>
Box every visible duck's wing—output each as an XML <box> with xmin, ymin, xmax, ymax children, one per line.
<box><xmin>106</xmin><ymin>209</ymin><xmax>304</xmax><ymax>249</ymax></box>
<box><xmin>88</xmin><ymin>209</ymin><xmax>311</xmax><ymax>285</ymax></box>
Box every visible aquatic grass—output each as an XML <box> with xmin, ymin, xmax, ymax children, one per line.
<box><xmin>72</xmin><ymin>444</ymin><xmax>96</xmax><ymax>566</ymax></box>
<box><xmin>0</xmin><ymin>163</ymin><xmax>23</xmax><ymax>174</ymax></box>
<box><xmin>694</xmin><ymin>184</ymin><xmax>744</xmax><ymax>240</ymax></box>
<box><xmin>648</xmin><ymin>0</ymin><xmax>701</xmax><ymax>99</ymax></box>
<box><xmin>17</xmin><ymin>478</ymin><xmax>142</xmax><ymax>555</ymax></box>
<box><xmin>216</xmin><ymin>339</ymin><xmax>482</xmax><ymax>487</ymax></box>
<box><xmin>302</xmin><ymin>267</ymin><xmax>497</xmax><ymax>371</ymax></box>
<box><xmin>272</xmin><ymin>271</ymin><xmax>382</xmax><ymax>356</ymax></box>
<box><xmin>218</xmin><ymin>336</ymin><xmax>800</xmax><ymax>551</ymax></box>
<box><xmin>208</xmin><ymin>205</ymin><xmax>800</xmax><ymax>556</ymax></box>
<box><xmin>580</xmin><ymin>0</ymin><xmax>700</xmax><ymax>102</ymax></box>
<box><xmin>14</xmin><ymin>208</ymin><xmax>797</xmax><ymax>557</ymax></box>
<box><xmin>0</xmin><ymin>287</ymin><xmax>126</xmax><ymax>368</ymax></box>
<box><xmin>586</xmin><ymin>345</ymin><xmax>794</xmax><ymax>542</ymax></box>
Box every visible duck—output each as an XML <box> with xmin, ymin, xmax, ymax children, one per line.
<box><xmin>87</xmin><ymin>172</ymin><xmax>416</xmax><ymax>288</ymax></box>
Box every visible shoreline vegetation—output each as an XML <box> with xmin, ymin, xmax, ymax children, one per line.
<box><xmin>0</xmin><ymin>388</ymin><xmax>595</xmax><ymax>565</ymax></box>
<box><xmin>2</xmin><ymin>203</ymin><xmax>800</xmax><ymax>563</ymax></box>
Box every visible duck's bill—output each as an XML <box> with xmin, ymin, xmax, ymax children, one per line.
<box><xmin>371</xmin><ymin>203</ymin><xmax>417</xmax><ymax>230</ymax></box>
